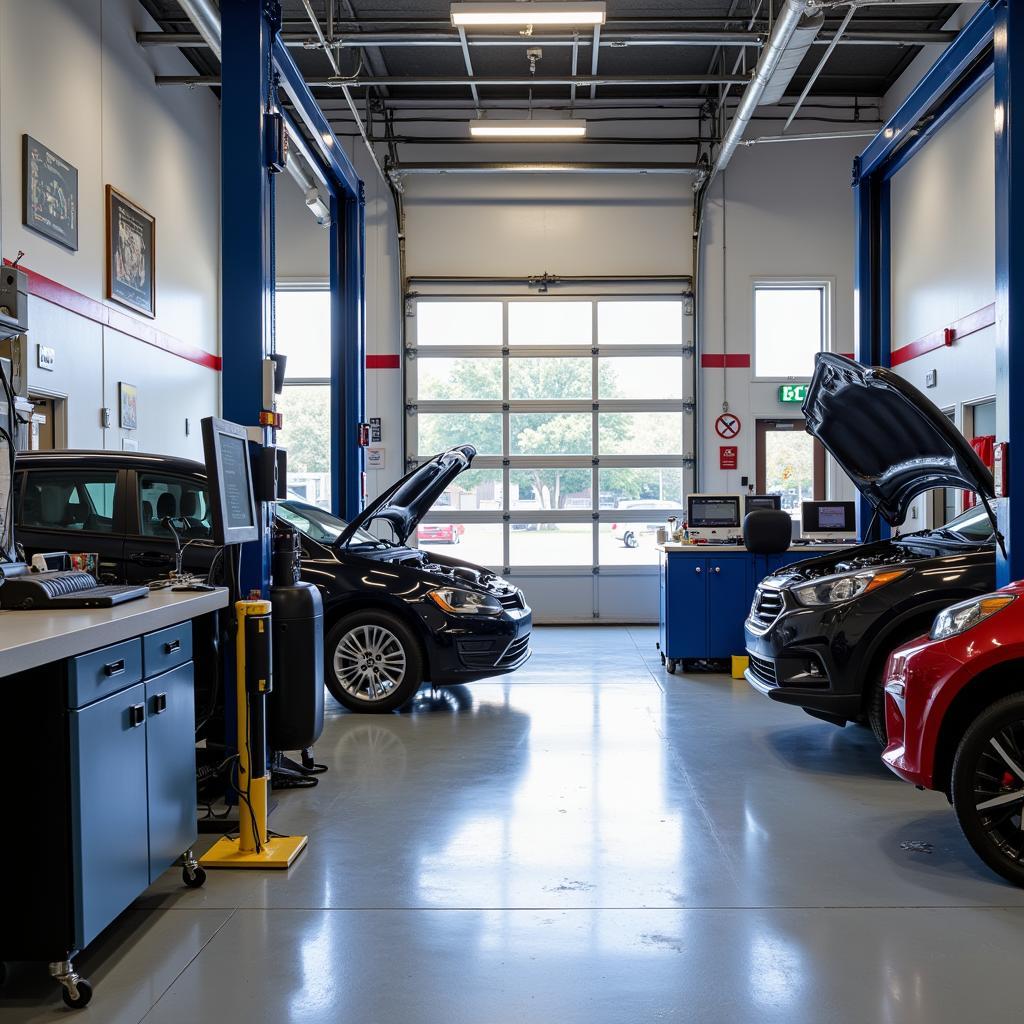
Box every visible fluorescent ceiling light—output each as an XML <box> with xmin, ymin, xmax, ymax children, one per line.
<box><xmin>451</xmin><ymin>3</ymin><xmax>606</xmax><ymax>28</ymax></box>
<box><xmin>470</xmin><ymin>118</ymin><xmax>587</xmax><ymax>138</ymax></box>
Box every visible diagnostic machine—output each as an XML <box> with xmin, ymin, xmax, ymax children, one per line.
<box><xmin>687</xmin><ymin>494</ymin><xmax>744</xmax><ymax>543</ymax></box>
<box><xmin>800</xmin><ymin>500</ymin><xmax>858</xmax><ymax>543</ymax></box>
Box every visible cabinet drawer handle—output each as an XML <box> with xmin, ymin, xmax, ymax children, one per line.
<box><xmin>129</xmin><ymin>703</ymin><xmax>145</xmax><ymax>728</ymax></box>
<box><xmin>104</xmin><ymin>659</ymin><xmax>126</xmax><ymax>677</ymax></box>
<box><xmin>153</xmin><ymin>692</ymin><xmax>168</xmax><ymax>714</ymax></box>
<box><xmin>163</xmin><ymin>639</ymin><xmax>181</xmax><ymax>655</ymax></box>
<box><xmin>713</xmin><ymin>566</ymin><xmax>721</xmax><ymax>574</ymax></box>
<box><xmin>695</xmin><ymin>566</ymin><xmax>702</xmax><ymax>574</ymax></box>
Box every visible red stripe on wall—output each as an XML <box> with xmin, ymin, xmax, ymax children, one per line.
<box><xmin>891</xmin><ymin>302</ymin><xmax>996</xmax><ymax>367</ymax></box>
<box><xmin>366</xmin><ymin>354</ymin><xmax>400</xmax><ymax>369</ymax></box>
<box><xmin>700</xmin><ymin>353</ymin><xmax>751</xmax><ymax>368</ymax></box>
<box><xmin>4</xmin><ymin>259</ymin><xmax>222</xmax><ymax>371</ymax></box>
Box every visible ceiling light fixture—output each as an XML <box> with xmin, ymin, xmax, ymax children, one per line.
<box><xmin>469</xmin><ymin>118</ymin><xmax>587</xmax><ymax>138</ymax></box>
<box><xmin>450</xmin><ymin>3</ymin><xmax>606</xmax><ymax>28</ymax></box>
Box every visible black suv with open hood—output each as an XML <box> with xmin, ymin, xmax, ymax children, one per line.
<box><xmin>13</xmin><ymin>444</ymin><xmax>532</xmax><ymax>714</ymax></box>
<box><xmin>744</xmin><ymin>353</ymin><xmax>996</xmax><ymax>744</ymax></box>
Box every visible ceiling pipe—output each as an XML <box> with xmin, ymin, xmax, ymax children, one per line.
<box><xmin>172</xmin><ymin>0</ymin><xmax>327</xmax><ymax>215</ymax></box>
<box><xmin>709</xmin><ymin>0</ymin><xmax>819</xmax><ymax>179</ymax></box>
<box><xmin>158</xmin><ymin>72</ymin><xmax>751</xmax><ymax>87</ymax></box>
<box><xmin>136</xmin><ymin>28</ymin><xmax>954</xmax><ymax>48</ymax></box>
<box><xmin>296</xmin><ymin>0</ymin><xmax>389</xmax><ymax>188</ymax></box>
<box><xmin>783</xmin><ymin>4</ymin><xmax>855</xmax><ymax>131</ymax></box>
<box><xmin>393</xmin><ymin>162</ymin><xmax>699</xmax><ymax>174</ymax></box>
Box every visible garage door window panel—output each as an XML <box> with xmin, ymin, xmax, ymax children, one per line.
<box><xmin>416</xmin><ymin>302</ymin><xmax>503</xmax><ymax>347</ymax></box>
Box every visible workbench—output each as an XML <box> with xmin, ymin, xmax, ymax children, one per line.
<box><xmin>658</xmin><ymin>543</ymin><xmax>851</xmax><ymax>671</ymax></box>
<box><xmin>0</xmin><ymin>588</ymin><xmax>228</xmax><ymax>996</ymax></box>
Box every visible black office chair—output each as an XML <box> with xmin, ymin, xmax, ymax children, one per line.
<box><xmin>743</xmin><ymin>510</ymin><xmax>792</xmax><ymax>555</ymax></box>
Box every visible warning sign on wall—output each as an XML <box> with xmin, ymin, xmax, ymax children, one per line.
<box><xmin>719</xmin><ymin>445</ymin><xmax>738</xmax><ymax>471</ymax></box>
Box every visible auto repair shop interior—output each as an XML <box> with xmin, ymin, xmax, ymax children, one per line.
<box><xmin>0</xmin><ymin>1</ymin><xmax>1021</xmax><ymax>1021</ymax></box>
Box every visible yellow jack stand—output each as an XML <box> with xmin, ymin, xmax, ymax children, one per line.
<box><xmin>202</xmin><ymin>599</ymin><xmax>308</xmax><ymax>870</ymax></box>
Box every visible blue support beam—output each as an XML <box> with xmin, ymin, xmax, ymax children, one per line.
<box><xmin>329</xmin><ymin>188</ymin><xmax>367</xmax><ymax>520</ymax></box>
<box><xmin>995</xmin><ymin>0</ymin><xmax>1024</xmax><ymax>586</ymax></box>
<box><xmin>220</xmin><ymin>0</ymin><xmax>277</xmax><ymax>597</ymax></box>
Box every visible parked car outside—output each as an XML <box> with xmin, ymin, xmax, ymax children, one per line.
<box><xmin>418</xmin><ymin>523</ymin><xmax>465</xmax><ymax>545</ymax></box>
<box><xmin>611</xmin><ymin>499</ymin><xmax>680</xmax><ymax>549</ymax></box>
<box><xmin>744</xmin><ymin>353</ymin><xmax>996</xmax><ymax>744</ymax></box>
<box><xmin>882</xmin><ymin>583</ymin><xmax>1024</xmax><ymax>887</ymax></box>
<box><xmin>13</xmin><ymin>445</ymin><xmax>532</xmax><ymax>714</ymax></box>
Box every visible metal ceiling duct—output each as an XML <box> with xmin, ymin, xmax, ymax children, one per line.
<box><xmin>174</xmin><ymin>0</ymin><xmax>326</xmax><ymax>213</ymax></box>
<box><xmin>759</xmin><ymin>9</ymin><xmax>824</xmax><ymax>105</ymax></box>
<box><xmin>708</xmin><ymin>0</ymin><xmax>817</xmax><ymax>179</ymax></box>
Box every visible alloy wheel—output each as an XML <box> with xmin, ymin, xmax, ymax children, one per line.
<box><xmin>333</xmin><ymin>624</ymin><xmax>407</xmax><ymax>703</ymax></box>
<box><xmin>969</xmin><ymin>720</ymin><xmax>1024</xmax><ymax>866</ymax></box>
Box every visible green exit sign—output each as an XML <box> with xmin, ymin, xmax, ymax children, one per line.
<box><xmin>778</xmin><ymin>383</ymin><xmax>809</xmax><ymax>404</ymax></box>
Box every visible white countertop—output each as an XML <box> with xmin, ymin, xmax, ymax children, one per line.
<box><xmin>0</xmin><ymin>587</ymin><xmax>229</xmax><ymax>678</ymax></box>
<box><xmin>658</xmin><ymin>543</ymin><xmax>854</xmax><ymax>553</ymax></box>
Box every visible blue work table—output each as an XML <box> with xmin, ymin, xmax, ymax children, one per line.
<box><xmin>657</xmin><ymin>543</ymin><xmax>850</xmax><ymax>672</ymax></box>
<box><xmin>0</xmin><ymin>587</ymin><xmax>228</xmax><ymax>1001</ymax></box>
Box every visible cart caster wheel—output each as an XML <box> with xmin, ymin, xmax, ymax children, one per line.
<box><xmin>61</xmin><ymin>978</ymin><xmax>92</xmax><ymax>1009</ymax></box>
<box><xmin>666</xmin><ymin>659</ymin><xmax>677</xmax><ymax>675</ymax></box>
<box><xmin>660</xmin><ymin>652</ymin><xmax>666</xmax><ymax>665</ymax></box>
<box><xmin>182</xmin><ymin>865</ymin><xmax>207</xmax><ymax>889</ymax></box>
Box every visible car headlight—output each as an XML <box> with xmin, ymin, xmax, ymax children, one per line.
<box><xmin>929</xmin><ymin>593</ymin><xmax>1016</xmax><ymax>641</ymax></box>
<box><xmin>791</xmin><ymin>568</ymin><xmax>909</xmax><ymax>607</ymax></box>
<box><xmin>426</xmin><ymin>587</ymin><xmax>503</xmax><ymax>616</ymax></box>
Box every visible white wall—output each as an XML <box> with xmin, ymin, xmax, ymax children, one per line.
<box><xmin>275</xmin><ymin>139</ymin><xmax>402</xmax><ymax>504</ymax></box>
<box><xmin>0</xmin><ymin>0</ymin><xmax>220</xmax><ymax>459</ymax></box>
<box><xmin>889</xmin><ymin>78</ymin><xmax>996</xmax><ymax>526</ymax></box>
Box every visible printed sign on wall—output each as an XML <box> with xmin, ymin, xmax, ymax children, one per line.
<box><xmin>720</xmin><ymin>445</ymin><xmax>738</xmax><ymax>471</ymax></box>
<box><xmin>23</xmin><ymin>135</ymin><xmax>79</xmax><ymax>250</ymax></box>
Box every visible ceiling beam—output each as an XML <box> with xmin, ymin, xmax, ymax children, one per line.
<box><xmin>156</xmin><ymin>72</ymin><xmax>753</xmax><ymax>87</ymax></box>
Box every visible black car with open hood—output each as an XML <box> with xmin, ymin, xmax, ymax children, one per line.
<box><xmin>13</xmin><ymin>445</ymin><xmax>532</xmax><ymax>714</ymax></box>
<box><xmin>744</xmin><ymin>353</ymin><xmax>996</xmax><ymax>745</ymax></box>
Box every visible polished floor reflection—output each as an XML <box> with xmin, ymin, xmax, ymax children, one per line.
<box><xmin>3</xmin><ymin>626</ymin><xmax>1023</xmax><ymax>1023</ymax></box>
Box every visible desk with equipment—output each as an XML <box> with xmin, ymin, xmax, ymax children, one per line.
<box><xmin>658</xmin><ymin>495</ymin><xmax>856</xmax><ymax>673</ymax></box>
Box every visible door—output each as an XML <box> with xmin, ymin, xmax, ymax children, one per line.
<box><xmin>755</xmin><ymin>419</ymin><xmax>825</xmax><ymax>520</ymax></box>
<box><xmin>146</xmin><ymin>665</ymin><xmax>196</xmax><ymax>882</ymax></box>
<box><xmin>663</xmin><ymin>553</ymin><xmax>710</xmax><ymax>659</ymax></box>
<box><xmin>706</xmin><ymin>556</ymin><xmax>751</xmax><ymax>658</ymax></box>
<box><xmin>123</xmin><ymin>470</ymin><xmax>218</xmax><ymax>583</ymax></box>
<box><xmin>69</xmin><ymin>681</ymin><xmax>149</xmax><ymax>949</ymax></box>
<box><xmin>17</xmin><ymin>467</ymin><xmax>125</xmax><ymax>581</ymax></box>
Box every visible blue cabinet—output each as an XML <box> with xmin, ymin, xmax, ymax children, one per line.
<box><xmin>146</xmin><ymin>664</ymin><xmax>197</xmax><ymax>883</ymax></box>
<box><xmin>661</xmin><ymin>550</ymin><xmax>754</xmax><ymax>663</ymax></box>
<box><xmin>69</xmin><ymin>682</ymin><xmax>150</xmax><ymax>950</ymax></box>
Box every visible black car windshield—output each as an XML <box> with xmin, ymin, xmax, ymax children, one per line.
<box><xmin>921</xmin><ymin>506</ymin><xmax>995</xmax><ymax>544</ymax></box>
<box><xmin>277</xmin><ymin>499</ymin><xmax>382</xmax><ymax>547</ymax></box>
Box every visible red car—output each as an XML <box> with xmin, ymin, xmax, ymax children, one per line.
<box><xmin>417</xmin><ymin>523</ymin><xmax>465</xmax><ymax>545</ymax></box>
<box><xmin>882</xmin><ymin>581</ymin><xmax>1024</xmax><ymax>886</ymax></box>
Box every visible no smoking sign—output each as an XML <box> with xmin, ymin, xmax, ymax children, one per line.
<box><xmin>715</xmin><ymin>413</ymin><xmax>741</xmax><ymax>439</ymax></box>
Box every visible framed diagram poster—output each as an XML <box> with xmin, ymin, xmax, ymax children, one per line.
<box><xmin>23</xmin><ymin>135</ymin><xmax>79</xmax><ymax>250</ymax></box>
<box><xmin>106</xmin><ymin>186</ymin><xmax>155</xmax><ymax>317</ymax></box>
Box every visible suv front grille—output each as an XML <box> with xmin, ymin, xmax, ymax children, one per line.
<box><xmin>498</xmin><ymin>591</ymin><xmax>524</xmax><ymax>610</ymax></box>
<box><xmin>749</xmin><ymin>587</ymin><xmax>784</xmax><ymax>630</ymax></box>
<box><xmin>747</xmin><ymin>653</ymin><xmax>778</xmax><ymax>688</ymax></box>
<box><xmin>499</xmin><ymin>633</ymin><xmax>531</xmax><ymax>666</ymax></box>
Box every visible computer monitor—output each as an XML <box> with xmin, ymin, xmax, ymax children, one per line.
<box><xmin>201</xmin><ymin>416</ymin><xmax>259</xmax><ymax>545</ymax></box>
<box><xmin>800</xmin><ymin>500</ymin><xmax>857</xmax><ymax>541</ymax></box>
<box><xmin>687</xmin><ymin>494</ymin><xmax>743</xmax><ymax>540</ymax></box>
<box><xmin>744</xmin><ymin>494</ymin><xmax>782</xmax><ymax>514</ymax></box>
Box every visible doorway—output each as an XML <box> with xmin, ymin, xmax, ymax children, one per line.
<box><xmin>755</xmin><ymin>418</ymin><xmax>825</xmax><ymax>518</ymax></box>
<box><xmin>26</xmin><ymin>393</ymin><xmax>67</xmax><ymax>450</ymax></box>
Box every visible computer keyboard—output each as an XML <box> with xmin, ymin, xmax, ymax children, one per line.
<box><xmin>0</xmin><ymin>571</ymin><xmax>149</xmax><ymax>610</ymax></box>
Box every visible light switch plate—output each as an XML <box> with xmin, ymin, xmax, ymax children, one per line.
<box><xmin>100</xmin><ymin>407</ymin><xmax>112</xmax><ymax>428</ymax></box>
<box><xmin>925</xmin><ymin>369</ymin><xmax>937</xmax><ymax>388</ymax></box>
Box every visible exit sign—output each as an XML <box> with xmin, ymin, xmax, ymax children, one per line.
<box><xmin>778</xmin><ymin>383</ymin><xmax>809</xmax><ymax>403</ymax></box>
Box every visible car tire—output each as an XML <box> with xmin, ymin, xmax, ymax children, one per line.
<box><xmin>324</xmin><ymin>611</ymin><xmax>424</xmax><ymax>714</ymax></box>
<box><xmin>951</xmin><ymin>692</ymin><xmax>1024</xmax><ymax>888</ymax></box>
<box><xmin>624</xmin><ymin>531</ymin><xmax>638</xmax><ymax>549</ymax></box>
<box><xmin>866</xmin><ymin>624</ymin><xmax>932</xmax><ymax>746</ymax></box>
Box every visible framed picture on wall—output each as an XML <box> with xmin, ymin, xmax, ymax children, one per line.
<box><xmin>23</xmin><ymin>135</ymin><xmax>79</xmax><ymax>251</ymax></box>
<box><xmin>106</xmin><ymin>186</ymin><xmax>155</xmax><ymax>318</ymax></box>
<box><xmin>118</xmin><ymin>382</ymin><xmax>138</xmax><ymax>431</ymax></box>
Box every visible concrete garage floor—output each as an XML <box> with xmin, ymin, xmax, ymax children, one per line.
<box><xmin>3</xmin><ymin>625</ymin><xmax>1024</xmax><ymax>1023</ymax></box>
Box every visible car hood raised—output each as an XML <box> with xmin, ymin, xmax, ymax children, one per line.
<box><xmin>337</xmin><ymin>444</ymin><xmax>477</xmax><ymax>547</ymax></box>
<box><xmin>802</xmin><ymin>353</ymin><xmax>994</xmax><ymax>526</ymax></box>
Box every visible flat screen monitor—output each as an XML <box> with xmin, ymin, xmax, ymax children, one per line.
<box><xmin>201</xmin><ymin>416</ymin><xmax>259</xmax><ymax>545</ymax></box>
<box><xmin>688</xmin><ymin>494</ymin><xmax>742</xmax><ymax>531</ymax></box>
<box><xmin>801</xmin><ymin>500</ymin><xmax>857</xmax><ymax>538</ymax></box>
<box><xmin>744</xmin><ymin>494</ymin><xmax>782</xmax><ymax>514</ymax></box>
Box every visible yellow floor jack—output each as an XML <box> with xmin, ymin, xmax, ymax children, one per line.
<box><xmin>201</xmin><ymin>600</ymin><xmax>308</xmax><ymax>869</ymax></box>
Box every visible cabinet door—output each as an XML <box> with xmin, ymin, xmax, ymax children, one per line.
<box><xmin>664</xmin><ymin>554</ymin><xmax>710</xmax><ymax>659</ymax></box>
<box><xmin>146</xmin><ymin>664</ymin><xmax>197</xmax><ymax>882</ymax></box>
<box><xmin>69</xmin><ymin>682</ymin><xmax>149</xmax><ymax>950</ymax></box>
<box><xmin>706</xmin><ymin>557</ymin><xmax>751</xmax><ymax>658</ymax></box>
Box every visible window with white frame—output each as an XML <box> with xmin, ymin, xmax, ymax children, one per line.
<box><xmin>407</xmin><ymin>296</ymin><xmax>691</xmax><ymax>571</ymax></box>
<box><xmin>753</xmin><ymin>282</ymin><xmax>829</xmax><ymax>379</ymax></box>
<box><xmin>274</xmin><ymin>288</ymin><xmax>332</xmax><ymax>510</ymax></box>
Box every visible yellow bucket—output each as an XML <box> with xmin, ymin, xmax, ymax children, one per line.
<box><xmin>731</xmin><ymin>655</ymin><xmax>749</xmax><ymax>680</ymax></box>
